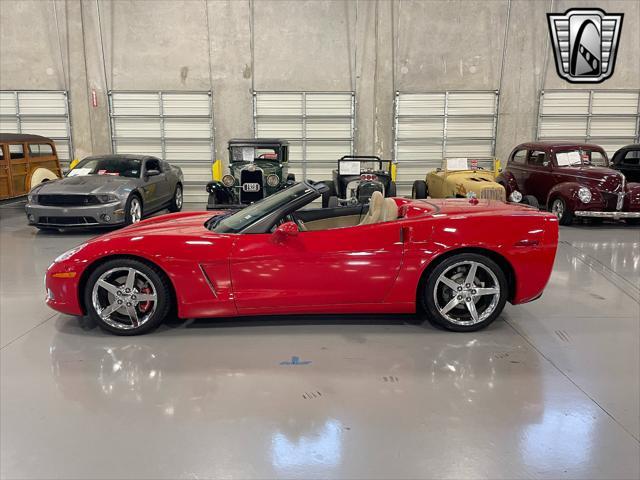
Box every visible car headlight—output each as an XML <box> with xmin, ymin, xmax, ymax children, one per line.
<box><xmin>28</xmin><ymin>192</ymin><xmax>38</xmax><ymax>203</ymax></box>
<box><xmin>509</xmin><ymin>190</ymin><xmax>523</xmax><ymax>203</ymax></box>
<box><xmin>222</xmin><ymin>175</ymin><xmax>235</xmax><ymax>187</ymax></box>
<box><xmin>53</xmin><ymin>244</ymin><xmax>86</xmax><ymax>263</ymax></box>
<box><xmin>95</xmin><ymin>194</ymin><xmax>119</xmax><ymax>203</ymax></box>
<box><xmin>578</xmin><ymin>187</ymin><xmax>592</xmax><ymax>203</ymax></box>
<box><xmin>266</xmin><ymin>174</ymin><xmax>279</xmax><ymax>187</ymax></box>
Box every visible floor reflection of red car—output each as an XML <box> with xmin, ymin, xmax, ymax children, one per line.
<box><xmin>45</xmin><ymin>182</ymin><xmax>558</xmax><ymax>335</ymax></box>
<box><xmin>498</xmin><ymin>142</ymin><xmax>640</xmax><ymax>225</ymax></box>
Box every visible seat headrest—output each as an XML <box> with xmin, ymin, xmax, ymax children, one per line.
<box><xmin>382</xmin><ymin>198</ymin><xmax>398</xmax><ymax>222</ymax></box>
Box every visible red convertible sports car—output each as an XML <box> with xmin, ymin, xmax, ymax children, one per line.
<box><xmin>45</xmin><ymin>182</ymin><xmax>559</xmax><ymax>335</ymax></box>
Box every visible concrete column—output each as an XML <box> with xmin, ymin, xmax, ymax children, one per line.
<box><xmin>355</xmin><ymin>0</ymin><xmax>394</xmax><ymax>159</ymax></box>
<box><xmin>207</xmin><ymin>0</ymin><xmax>254</xmax><ymax>167</ymax></box>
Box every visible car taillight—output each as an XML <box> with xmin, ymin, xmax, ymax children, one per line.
<box><xmin>360</xmin><ymin>174</ymin><xmax>378</xmax><ymax>181</ymax></box>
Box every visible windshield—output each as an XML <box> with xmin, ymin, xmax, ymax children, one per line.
<box><xmin>209</xmin><ymin>183</ymin><xmax>315</xmax><ymax>233</ymax></box>
<box><xmin>230</xmin><ymin>146</ymin><xmax>281</xmax><ymax>163</ymax></box>
<box><xmin>68</xmin><ymin>157</ymin><xmax>141</xmax><ymax>178</ymax></box>
<box><xmin>555</xmin><ymin>149</ymin><xmax>608</xmax><ymax>167</ymax></box>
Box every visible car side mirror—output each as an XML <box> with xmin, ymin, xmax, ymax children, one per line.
<box><xmin>273</xmin><ymin>221</ymin><xmax>299</xmax><ymax>242</ymax></box>
<box><xmin>146</xmin><ymin>169</ymin><xmax>160</xmax><ymax>177</ymax></box>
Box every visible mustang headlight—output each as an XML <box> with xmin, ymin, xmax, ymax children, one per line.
<box><xmin>28</xmin><ymin>192</ymin><xmax>38</xmax><ymax>204</ymax></box>
<box><xmin>53</xmin><ymin>244</ymin><xmax>86</xmax><ymax>263</ymax></box>
<box><xmin>95</xmin><ymin>193</ymin><xmax>119</xmax><ymax>203</ymax></box>
<box><xmin>222</xmin><ymin>175</ymin><xmax>235</xmax><ymax>187</ymax></box>
<box><xmin>578</xmin><ymin>187</ymin><xmax>592</xmax><ymax>203</ymax></box>
<box><xmin>266</xmin><ymin>174</ymin><xmax>279</xmax><ymax>187</ymax></box>
<box><xmin>509</xmin><ymin>190</ymin><xmax>523</xmax><ymax>203</ymax></box>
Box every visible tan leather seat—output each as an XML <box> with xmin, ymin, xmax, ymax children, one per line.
<box><xmin>381</xmin><ymin>198</ymin><xmax>398</xmax><ymax>222</ymax></box>
<box><xmin>359</xmin><ymin>191</ymin><xmax>384</xmax><ymax>225</ymax></box>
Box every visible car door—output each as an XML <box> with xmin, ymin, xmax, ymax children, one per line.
<box><xmin>229</xmin><ymin>221</ymin><xmax>404</xmax><ymax>312</ymax></box>
<box><xmin>142</xmin><ymin>158</ymin><xmax>170</xmax><ymax>210</ymax></box>
<box><xmin>524</xmin><ymin>150</ymin><xmax>554</xmax><ymax>204</ymax></box>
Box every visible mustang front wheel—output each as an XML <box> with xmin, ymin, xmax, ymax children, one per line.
<box><xmin>168</xmin><ymin>184</ymin><xmax>183</xmax><ymax>212</ymax></box>
<box><xmin>422</xmin><ymin>253</ymin><xmax>508</xmax><ymax>331</ymax></box>
<box><xmin>84</xmin><ymin>259</ymin><xmax>172</xmax><ymax>335</ymax></box>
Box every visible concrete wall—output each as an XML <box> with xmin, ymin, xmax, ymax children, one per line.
<box><xmin>1</xmin><ymin>0</ymin><xmax>639</xmax><ymax>165</ymax></box>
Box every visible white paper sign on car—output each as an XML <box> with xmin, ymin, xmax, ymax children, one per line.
<box><xmin>446</xmin><ymin>158</ymin><xmax>469</xmax><ymax>171</ymax></box>
<box><xmin>67</xmin><ymin>168</ymin><xmax>92</xmax><ymax>177</ymax></box>
<box><xmin>339</xmin><ymin>161</ymin><xmax>361</xmax><ymax>175</ymax></box>
<box><xmin>567</xmin><ymin>151</ymin><xmax>581</xmax><ymax>165</ymax></box>
<box><xmin>242</xmin><ymin>147</ymin><xmax>255</xmax><ymax>162</ymax></box>
<box><xmin>556</xmin><ymin>152</ymin><xmax>569</xmax><ymax>166</ymax></box>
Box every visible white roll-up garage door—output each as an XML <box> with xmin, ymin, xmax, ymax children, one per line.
<box><xmin>254</xmin><ymin>92</ymin><xmax>355</xmax><ymax>181</ymax></box>
<box><xmin>109</xmin><ymin>91</ymin><xmax>213</xmax><ymax>203</ymax></box>
<box><xmin>0</xmin><ymin>90</ymin><xmax>72</xmax><ymax>168</ymax></box>
<box><xmin>394</xmin><ymin>91</ymin><xmax>499</xmax><ymax>195</ymax></box>
<box><xmin>537</xmin><ymin>90</ymin><xmax>640</xmax><ymax>156</ymax></box>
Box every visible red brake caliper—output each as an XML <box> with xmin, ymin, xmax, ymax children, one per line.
<box><xmin>139</xmin><ymin>286</ymin><xmax>152</xmax><ymax>313</ymax></box>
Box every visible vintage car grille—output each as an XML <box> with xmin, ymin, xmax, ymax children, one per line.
<box><xmin>600</xmin><ymin>191</ymin><xmax>623</xmax><ymax>211</ymax></box>
<box><xmin>239</xmin><ymin>169</ymin><xmax>264</xmax><ymax>204</ymax></box>
<box><xmin>37</xmin><ymin>194</ymin><xmax>100</xmax><ymax>206</ymax></box>
<box><xmin>39</xmin><ymin>216</ymin><xmax>98</xmax><ymax>226</ymax></box>
<box><xmin>479</xmin><ymin>188</ymin><xmax>506</xmax><ymax>201</ymax></box>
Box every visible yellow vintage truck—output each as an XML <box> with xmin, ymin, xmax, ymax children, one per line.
<box><xmin>411</xmin><ymin>157</ymin><xmax>526</xmax><ymax>204</ymax></box>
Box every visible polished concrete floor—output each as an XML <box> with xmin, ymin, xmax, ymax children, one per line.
<box><xmin>1</xmin><ymin>200</ymin><xmax>639</xmax><ymax>479</ymax></box>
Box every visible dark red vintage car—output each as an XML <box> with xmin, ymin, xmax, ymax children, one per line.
<box><xmin>45</xmin><ymin>182</ymin><xmax>558</xmax><ymax>335</ymax></box>
<box><xmin>498</xmin><ymin>142</ymin><xmax>640</xmax><ymax>225</ymax></box>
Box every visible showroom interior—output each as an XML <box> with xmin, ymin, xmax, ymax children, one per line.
<box><xmin>0</xmin><ymin>0</ymin><xmax>639</xmax><ymax>478</ymax></box>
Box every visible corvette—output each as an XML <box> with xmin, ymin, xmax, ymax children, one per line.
<box><xmin>45</xmin><ymin>182</ymin><xmax>559</xmax><ymax>335</ymax></box>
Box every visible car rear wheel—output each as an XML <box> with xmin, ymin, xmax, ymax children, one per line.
<box><xmin>84</xmin><ymin>259</ymin><xmax>172</xmax><ymax>335</ymax></box>
<box><xmin>124</xmin><ymin>195</ymin><xmax>142</xmax><ymax>225</ymax></box>
<box><xmin>550</xmin><ymin>197</ymin><xmax>573</xmax><ymax>225</ymax></box>
<box><xmin>168</xmin><ymin>184</ymin><xmax>183</xmax><ymax>212</ymax></box>
<box><xmin>412</xmin><ymin>180</ymin><xmax>428</xmax><ymax>199</ymax></box>
<box><xmin>421</xmin><ymin>253</ymin><xmax>508</xmax><ymax>332</ymax></box>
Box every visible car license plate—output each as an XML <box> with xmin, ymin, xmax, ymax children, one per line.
<box><xmin>242</xmin><ymin>183</ymin><xmax>261</xmax><ymax>192</ymax></box>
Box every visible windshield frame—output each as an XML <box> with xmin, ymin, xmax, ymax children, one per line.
<box><xmin>67</xmin><ymin>156</ymin><xmax>143</xmax><ymax>179</ymax></box>
<box><xmin>209</xmin><ymin>181</ymin><xmax>323</xmax><ymax>234</ymax></box>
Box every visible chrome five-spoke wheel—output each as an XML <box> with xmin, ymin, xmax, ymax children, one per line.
<box><xmin>129</xmin><ymin>197</ymin><xmax>142</xmax><ymax>224</ymax></box>
<box><xmin>422</xmin><ymin>253</ymin><xmax>508</xmax><ymax>331</ymax></box>
<box><xmin>92</xmin><ymin>267</ymin><xmax>157</xmax><ymax>330</ymax></box>
<box><xmin>85</xmin><ymin>259</ymin><xmax>171</xmax><ymax>335</ymax></box>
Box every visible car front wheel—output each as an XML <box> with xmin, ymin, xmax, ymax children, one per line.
<box><xmin>124</xmin><ymin>195</ymin><xmax>143</xmax><ymax>225</ymax></box>
<box><xmin>421</xmin><ymin>253</ymin><xmax>508</xmax><ymax>332</ymax></box>
<box><xmin>84</xmin><ymin>259</ymin><xmax>172</xmax><ymax>335</ymax></box>
<box><xmin>550</xmin><ymin>197</ymin><xmax>573</xmax><ymax>225</ymax></box>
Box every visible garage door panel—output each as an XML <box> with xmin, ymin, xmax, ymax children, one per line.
<box><xmin>164</xmin><ymin>118</ymin><xmax>211</xmax><ymax>139</ymax></box>
<box><xmin>0</xmin><ymin>92</ymin><xmax>17</xmax><ymax>115</ymax></box>
<box><xmin>395</xmin><ymin>91</ymin><xmax>498</xmax><ymax>182</ymax></box>
<box><xmin>538</xmin><ymin>90</ymin><xmax>639</xmax><ymax>146</ymax></box>
<box><xmin>17</xmin><ymin>92</ymin><xmax>67</xmax><ymax>115</ymax></box>
<box><xmin>109</xmin><ymin>91</ymin><xmax>213</xmax><ymax>203</ymax></box>
<box><xmin>0</xmin><ymin>117</ymin><xmax>19</xmax><ymax>133</ymax></box>
<box><xmin>397</xmin><ymin>118</ymin><xmax>444</xmax><ymax>139</ymax></box>
<box><xmin>113</xmin><ymin>118</ymin><xmax>161</xmax><ymax>139</ymax></box>
<box><xmin>254</xmin><ymin>92</ymin><xmax>354</xmax><ymax>181</ymax></box>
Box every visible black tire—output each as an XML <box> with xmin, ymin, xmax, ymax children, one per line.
<box><xmin>549</xmin><ymin>197</ymin><xmax>573</xmax><ymax>226</ymax></box>
<box><xmin>523</xmin><ymin>195</ymin><xmax>539</xmax><ymax>209</ymax></box>
<box><xmin>84</xmin><ymin>258</ymin><xmax>172</xmax><ymax>336</ymax></box>
<box><xmin>321</xmin><ymin>180</ymin><xmax>335</xmax><ymax>208</ymax></box>
<box><xmin>168</xmin><ymin>183</ymin><xmax>183</xmax><ymax>212</ymax></box>
<box><xmin>412</xmin><ymin>180</ymin><xmax>428</xmax><ymax>199</ymax></box>
<box><xmin>124</xmin><ymin>194</ymin><xmax>143</xmax><ymax>226</ymax></box>
<box><xmin>420</xmin><ymin>253</ymin><xmax>508</xmax><ymax>332</ymax></box>
<box><xmin>387</xmin><ymin>181</ymin><xmax>397</xmax><ymax>197</ymax></box>
<box><xmin>287</xmin><ymin>173</ymin><xmax>296</xmax><ymax>182</ymax></box>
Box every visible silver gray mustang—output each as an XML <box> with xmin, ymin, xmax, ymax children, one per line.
<box><xmin>25</xmin><ymin>154</ymin><xmax>183</xmax><ymax>230</ymax></box>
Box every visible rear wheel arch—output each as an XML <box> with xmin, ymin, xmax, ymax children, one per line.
<box><xmin>78</xmin><ymin>254</ymin><xmax>178</xmax><ymax>317</ymax></box>
<box><xmin>416</xmin><ymin>247</ymin><xmax>516</xmax><ymax>309</ymax></box>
